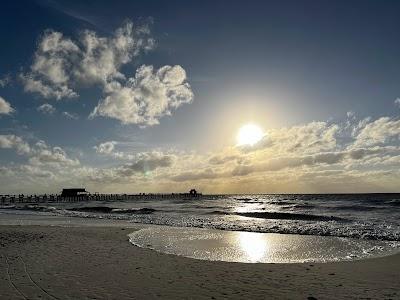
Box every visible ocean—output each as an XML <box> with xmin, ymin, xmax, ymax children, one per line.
<box><xmin>1</xmin><ymin>193</ymin><xmax>400</xmax><ymax>262</ymax></box>
<box><xmin>1</xmin><ymin>193</ymin><xmax>399</xmax><ymax>241</ymax></box>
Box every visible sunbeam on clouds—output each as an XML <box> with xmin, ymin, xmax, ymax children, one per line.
<box><xmin>1</xmin><ymin>114</ymin><xmax>400</xmax><ymax>194</ymax></box>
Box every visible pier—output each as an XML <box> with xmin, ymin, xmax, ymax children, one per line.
<box><xmin>0</xmin><ymin>189</ymin><xmax>202</xmax><ymax>205</ymax></box>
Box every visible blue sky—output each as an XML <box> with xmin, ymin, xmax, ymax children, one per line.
<box><xmin>0</xmin><ymin>0</ymin><xmax>400</xmax><ymax>194</ymax></box>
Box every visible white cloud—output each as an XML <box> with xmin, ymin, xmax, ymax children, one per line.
<box><xmin>395</xmin><ymin>98</ymin><xmax>400</xmax><ymax>107</ymax></box>
<box><xmin>90</xmin><ymin>65</ymin><xmax>193</xmax><ymax>126</ymax></box>
<box><xmin>21</xmin><ymin>22</ymin><xmax>154</xmax><ymax>100</ymax></box>
<box><xmin>75</xmin><ymin>23</ymin><xmax>154</xmax><ymax>85</ymax></box>
<box><xmin>22</xmin><ymin>22</ymin><xmax>192</xmax><ymax>127</ymax></box>
<box><xmin>94</xmin><ymin>141</ymin><xmax>176</xmax><ymax>171</ymax></box>
<box><xmin>0</xmin><ymin>96</ymin><xmax>14</xmax><ymax>115</ymax></box>
<box><xmin>94</xmin><ymin>141</ymin><xmax>116</xmax><ymax>154</ymax></box>
<box><xmin>21</xmin><ymin>30</ymin><xmax>79</xmax><ymax>100</ymax></box>
<box><xmin>0</xmin><ymin>136</ymin><xmax>82</xmax><ymax>193</ymax></box>
<box><xmin>19</xmin><ymin>165</ymin><xmax>55</xmax><ymax>179</ymax></box>
<box><xmin>231</xmin><ymin>147</ymin><xmax>396</xmax><ymax>177</ymax></box>
<box><xmin>243</xmin><ymin>121</ymin><xmax>339</xmax><ymax>155</ymax></box>
<box><xmin>37</xmin><ymin>103</ymin><xmax>56</xmax><ymax>114</ymax></box>
<box><xmin>21</xmin><ymin>75</ymin><xmax>78</xmax><ymax>100</ymax></box>
<box><xmin>29</xmin><ymin>145</ymin><xmax>79</xmax><ymax>167</ymax></box>
<box><xmin>0</xmin><ymin>135</ymin><xmax>79</xmax><ymax>168</ymax></box>
<box><xmin>354</xmin><ymin>117</ymin><xmax>400</xmax><ymax>147</ymax></box>
<box><xmin>0</xmin><ymin>135</ymin><xmax>30</xmax><ymax>154</ymax></box>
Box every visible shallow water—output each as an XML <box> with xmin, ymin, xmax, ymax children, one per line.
<box><xmin>129</xmin><ymin>226</ymin><xmax>400</xmax><ymax>263</ymax></box>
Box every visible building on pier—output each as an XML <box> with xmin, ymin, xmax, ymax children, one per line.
<box><xmin>61</xmin><ymin>188</ymin><xmax>89</xmax><ymax>197</ymax></box>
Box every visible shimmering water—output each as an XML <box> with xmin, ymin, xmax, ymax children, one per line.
<box><xmin>129</xmin><ymin>226</ymin><xmax>399</xmax><ymax>263</ymax></box>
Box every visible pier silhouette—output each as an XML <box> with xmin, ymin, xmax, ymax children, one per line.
<box><xmin>0</xmin><ymin>189</ymin><xmax>202</xmax><ymax>204</ymax></box>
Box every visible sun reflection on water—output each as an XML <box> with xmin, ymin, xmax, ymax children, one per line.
<box><xmin>237</xmin><ymin>231</ymin><xmax>269</xmax><ymax>262</ymax></box>
<box><xmin>130</xmin><ymin>227</ymin><xmax>397</xmax><ymax>264</ymax></box>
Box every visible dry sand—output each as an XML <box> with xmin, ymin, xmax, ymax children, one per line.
<box><xmin>0</xmin><ymin>225</ymin><xmax>399</xmax><ymax>300</ymax></box>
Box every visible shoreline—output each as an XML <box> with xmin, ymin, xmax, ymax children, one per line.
<box><xmin>0</xmin><ymin>224</ymin><xmax>399</xmax><ymax>299</ymax></box>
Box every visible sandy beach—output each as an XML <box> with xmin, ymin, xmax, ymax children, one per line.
<box><xmin>0</xmin><ymin>225</ymin><xmax>399</xmax><ymax>300</ymax></box>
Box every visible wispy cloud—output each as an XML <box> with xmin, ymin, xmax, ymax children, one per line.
<box><xmin>62</xmin><ymin>111</ymin><xmax>79</xmax><ymax>120</ymax></box>
<box><xmin>37</xmin><ymin>0</ymin><xmax>100</xmax><ymax>28</ymax></box>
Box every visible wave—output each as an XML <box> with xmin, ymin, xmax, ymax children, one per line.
<box><xmin>269</xmin><ymin>201</ymin><xmax>296</xmax><ymax>206</ymax></box>
<box><xmin>68</xmin><ymin>206</ymin><xmax>113</xmax><ymax>213</ymax></box>
<box><xmin>325</xmin><ymin>205</ymin><xmax>386</xmax><ymax>211</ymax></box>
<box><xmin>0</xmin><ymin>205</ymin><xmax>16</xmax><ymax>209</ymax></box>
<box><xmin>234</xmin><ymin>211</ymin><xmax>346</xmax><ymax>222</ymax></box>
<box><xmin>280</xmin><ymin>204</ymin><xmax>316</xmax><ymax>209</ymax></box>
<box><xmin>387</xmin><ymin>200</ymin><xmax>400</xmax><ymax>206</ymax></box>
<box><xmin>111</xmin><ymin>208</ymin><xmax>156</xmax><ymax>214</ymax></box>
<box><xmin>0</xmin><ymin>204</ymin><xmax>58</xmax><ymax>212</ymax></box>
<box><xmin>0</xmin><ymin>205</ymin><xmax>156</xmax><ymax>215</ymax></box>
<box><xmin>207</xmin><ymin>210</ymin><xmax>345</xmax><ymax>222</ymax></box>
<box><xmin>234</xmin><ymin>197</ymin><xmax>254</xmax><ymax>202</ymax></box>
<box><xmin>67</xmin><ymin>206</ymin><xmax>156</xmax><ymax>214</ymax></box>
<box><xmin>208</xmin><ymin>210</ymin><xmax>229</xmax><ymax>215</ymax></box>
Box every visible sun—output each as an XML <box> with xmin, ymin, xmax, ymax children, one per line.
<box><xmin>237</xmin><ymin>123</ymin><xmax>264</xmax><ymax>146</ymax></box>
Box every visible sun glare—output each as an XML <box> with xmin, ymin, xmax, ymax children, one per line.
<box><xmin>238</xmin><ymin>232</ymin><xmax>268</xmax><ymax>262</ymax></box>
<box><xmin>237</xmin><ymin>124</ymin><xmax>263</xmax><ymax>146</ymax></box>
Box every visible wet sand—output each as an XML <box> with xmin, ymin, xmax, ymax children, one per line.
<box><xmin>0</xmin><ymin>225</ymin><xmax>399</xmax><ymax>299</ymax></box>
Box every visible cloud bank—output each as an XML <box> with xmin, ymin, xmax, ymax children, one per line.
<box><xmin>2</xmin><ymin>114</ymin><xmax>400</xmax><ymax>194</ymax></box>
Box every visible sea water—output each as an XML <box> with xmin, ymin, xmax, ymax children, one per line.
<box><xmin>1</xmin><ymin>193</ymin><xmax>399</xmax><ymax>262</ymax></box>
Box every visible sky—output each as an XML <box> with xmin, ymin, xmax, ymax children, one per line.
<box><xmin>0</xmin><ymin>0</ymin><xmax>400</xmax><ymax>194</ymax></box>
